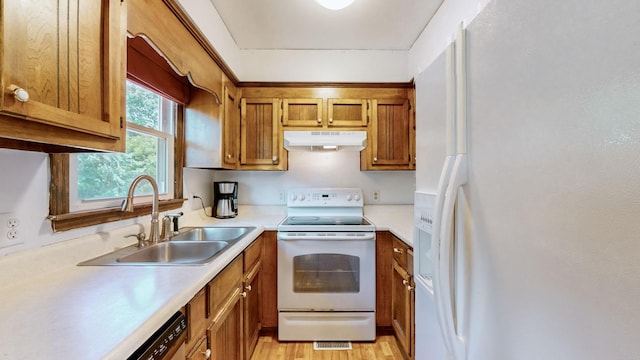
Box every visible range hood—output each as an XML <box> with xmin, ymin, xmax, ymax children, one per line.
<box><xmin>283</xmin><ymin>131</ymin><xmax>367</xmax><ymax>151</ymax></box>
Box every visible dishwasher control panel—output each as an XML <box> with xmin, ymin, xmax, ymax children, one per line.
<box><xmin>127</xmin><ymin>311</ymin><xmax>187</xmax><ymax>360</ymax></box>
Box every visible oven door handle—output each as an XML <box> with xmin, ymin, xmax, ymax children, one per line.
<box><xmin>277</xmin><ymin>233</ymin><xmax>376</xmax><ymax>241</ymax></box>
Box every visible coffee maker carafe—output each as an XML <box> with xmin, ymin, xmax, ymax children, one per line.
<box><xmin>213</xmin><ymin>181</ymin><xmax>238</xmax><ymax>218</ymax></box>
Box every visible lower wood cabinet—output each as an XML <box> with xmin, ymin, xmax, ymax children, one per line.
<box><xmin>186</xmin><ymin>335</ymin><xmax>209</xmax><ymax>360</ymax></box>
<box><xmin>391</xmin><ymin>236</ymin><xmax>415</xmax><ymax>359</ymax></box>
<box><xmin>243</xmin><ymin>237</ymin><xmax>263</xmax><ymax>359</ymax></box>
<box><xmin>182</xmin><ymin>234</ymin><xmax>265</xmax><ymax>360</ymax></box>
<box><xmin>208</xmin><ymin>287</ymin><xmax>243</xmax><ymax>360</ymax></box>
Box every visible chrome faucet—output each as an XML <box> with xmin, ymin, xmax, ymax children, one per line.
<box><xmin>121</xmin><ymin>175</ymin><xmax>160</xmax><ymax>245</ymax></box>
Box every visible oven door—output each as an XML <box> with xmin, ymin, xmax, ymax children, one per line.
<box><xmin>277</xmin><ymin>232</ymin><xmax>376</xmax><ymax>311</ymax></box>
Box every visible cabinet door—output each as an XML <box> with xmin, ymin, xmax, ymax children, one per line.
<box><xmin>223</xmin><ymin>84</ymin><xmax>240</xmax><ymax>168</ymax></box>
<box><xmin>365</xmin><ymin>99</ymin><xmax>415</xmax><ymax>170</ymax></box>
<box><xmin>186</xmin><ymin>335</ymin><xmax>209</xmax><ymax>360</ymax></box>
<box><xmin>244</xmin><ymin>262</ymin><xmax>262</xmax><ymax>360</ymax></box>
<box><xmin>1</xmin><ymin>0</ymin><xmax>125</xmax><ymax>148</ymax></box>
<box><xmin>327</xmin><ymin>98</ymin><xmax>368</xmax><ymax>127</ymax></box>
<box><xmin>392</xmin><ymin>259</ymin><xmax>413</xmax><ymax>357</ymax></box>
<box><xmin>185</xmin><ymin>288</ymin><xmax>208</xmax><ymax>354</ymax></box>
<box><xmin>282</xmin><ymin>98</ymin><xmax>323</xmax><ymax>127</ymax></box>
<box><xmin>209</xmin><ymin>289</ymin><xmax>243</xmax><ymax>360</ymax></box>
<box><xmin>240</xmin><ymin>98</ymin><xmax>286</xmax><ymax>170</ymax></box>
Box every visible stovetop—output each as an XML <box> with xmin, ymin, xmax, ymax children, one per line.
<box><xmin>278</xmin><ymin>188</ymin><xmax>374</xmax><ymax>232</ymax></box>
<box><xmin>280</xmin><ymin>216</ymin><xmax>372</xmax><ymax>226</ymax></box>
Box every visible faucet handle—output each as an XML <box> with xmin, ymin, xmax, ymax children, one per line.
<box><xmin>165</xmin><ymin>212</ymin><xmax>184</xmax><ymax>234</ymax></box>
<box><xmin>125</xmin><ymin>232</ymin><xmax>147</xmax><ymax>247</ymax></box>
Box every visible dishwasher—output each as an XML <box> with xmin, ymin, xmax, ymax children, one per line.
<box><xmin>127</xmin><ymin>311</ymin><xmax>188</xmax><ymax>360</ymax></box>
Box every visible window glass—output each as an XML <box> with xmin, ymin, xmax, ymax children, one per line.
<box><xmin>71</xmin><ymin>81</ymin><xmax>175</xmax><ymax>210</ymax></box>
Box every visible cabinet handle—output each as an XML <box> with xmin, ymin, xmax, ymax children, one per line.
<box><xmin>272</xmin><ymin>156</ymin><xmax>278</xmax><ymax>164</ymax></box>
<box><xmin>8</xmin><ymin>85</ymin><xmax>29</xmax><ymax>102</ymax></box>
<box><xmin>241</xmin><ymin>291</ymin><xmax>247</xmax><ymax>298</ymax></box>
<box><xmin>245</xmin><ymin>284</ymin><xmax>252</xmax><ymax>291</ymax></box>
<box><xmin>202</xmin><ymin>348</ymin><xmax>211</xmax><ymax>359</ymax></box>
<box><xmin>317</xmin><ymin>118</ymin><xmax>322</xmax><ymax>124</ymax></box>
<box><xmin>393</xmin><ymin>247</ymin><xmax>403</xmax><ymax>254</ymax></box>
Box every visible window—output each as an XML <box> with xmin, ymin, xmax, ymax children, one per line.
<box><xmin>69</xmin><ymin>81</ymin><xmax>175</xmax><ymax>212</ymax></box>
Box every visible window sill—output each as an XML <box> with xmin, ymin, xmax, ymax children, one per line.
<box><xmin>48</xmin><ymin>198</ymin><xmax>186</xmax><ymax>232</ymax></box>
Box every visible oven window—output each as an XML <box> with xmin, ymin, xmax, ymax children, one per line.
<box><xmin>293</xmin><ymin>254</ymin><xmax>360</xmax><ymax>293</ymax></box>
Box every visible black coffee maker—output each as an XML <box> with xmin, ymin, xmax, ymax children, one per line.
<box><xmin>213</xmin><ymin>181</ymin><xmax>238</xmax><ymax>218</ymax></box>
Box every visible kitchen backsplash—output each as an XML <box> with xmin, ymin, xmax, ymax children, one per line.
<box><xmin>193</xmin><ymin>150</ymin><xmax>415</xmax><ymax>206</ymax></box>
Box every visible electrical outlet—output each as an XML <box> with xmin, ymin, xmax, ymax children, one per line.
<box><xmin>372</xmin><ymin>190</ymin><xmax>381</xmax><ymax>202</ymax></box>
<box><xmin>279</xmin><ymin>191</ymin><xmax>285</xmax><ymax>203</ymax></box>
<box><xmin>7</xmin><ymin>217</ymin><xmax>19</xmax><ymax>228</ymax></box>
<box><xmin>7</xmin><ymin>229</ymin><xmax>18</xmax><ymax>240</ymax></box>
<box><xmin>0</xmin><ymin>212</ymin><xmax>21</xmax><ymax>246</ymax></box>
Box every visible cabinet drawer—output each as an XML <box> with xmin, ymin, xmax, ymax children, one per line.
<box><xmin>392</xmin><ymin>237</ymin><xmax>411</xmax><ymax>270</ymax></box>
<box><xmin>244</xmin><ymin>236</ymin><xmax>263</xmax><ymax>273</ymax></box>
<box><xmin>209</xmin><ymin>255</ymin><xmax>243</xmax><ymax>320</ymax></box>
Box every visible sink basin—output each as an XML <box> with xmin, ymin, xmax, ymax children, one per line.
<box><xmin>172</xmin><ymin>226</ymin><xmax>255</xmax><ymax>242</ymax></box>
<box><xmin>78</xmin><ymin>226</ymin><xmax>256</xmax><ymax>266</ymax></box>
<box><xmin>117</xmin><ymin>241</ymin><xmax>228</xmax><ymax>264</ymax></box>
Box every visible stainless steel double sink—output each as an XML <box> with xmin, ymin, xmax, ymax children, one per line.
<box><xmin>78</xmin><ymin>226</ymin><xmax>256</xmax><ymax>266</ymax></box>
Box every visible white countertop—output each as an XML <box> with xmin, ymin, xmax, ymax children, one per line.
<box><xmin>0</xmin><ymin>205</ymin><xmax>413</xmax><ymax>359</ymax></box>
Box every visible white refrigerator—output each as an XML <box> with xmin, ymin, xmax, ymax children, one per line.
<box><xmin>414</xmin><ymin>0</ymin><xmax>640</xmax><ymax>359</ymax></box>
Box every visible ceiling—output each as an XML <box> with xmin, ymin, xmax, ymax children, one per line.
<box><xmin>209</xmin><ymin>0</ymin><xmax>445</xmax><ymax>51</ymax></box>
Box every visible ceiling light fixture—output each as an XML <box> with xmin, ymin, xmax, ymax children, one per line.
<box><xmin>314</xmin><ymin>0</ymin><xmax>355</xmax><ymax>10</ymax></box>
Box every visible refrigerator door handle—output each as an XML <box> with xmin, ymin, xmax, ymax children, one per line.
<box><xmin>439</xmin><ymin>153</ymin><xmax>468</xmax><ymax>360</ymax></box>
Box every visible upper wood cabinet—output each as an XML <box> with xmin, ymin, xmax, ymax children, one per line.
<box><xmin>282</xmin><ymin>98</ymin><xmax>323</xmax><ymax>127</ymax></box>
<box><xmin>223</xmin><ymin>80</ymin><xmax>240</xmax><ymax>168</ymax></box>
<box><xmin>240</xmin><ymin>98</ymin><xmax>286</xmax><ymax>170</ymax></box>
<box><xmin>362</xmin><ymin>98</ymin><xmax>415</xmax><ymax>170</ymax></box>
<box><xmin>327</xmin><ymin>98</ymin><xmax>369</xmax><ymax>127</ymax></box>
<box><xmin>0</xmin><ymin>0</ymin><xmax>126</xmax><ymax>152</ymax></box>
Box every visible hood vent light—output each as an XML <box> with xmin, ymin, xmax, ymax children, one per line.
<box><xmin>283</xmin><ymin>131</ymin><xmax>367</xmax><ymax>152</ymax></box>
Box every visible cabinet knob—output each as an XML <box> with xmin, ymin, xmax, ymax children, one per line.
<box><xmin>8</xmin><ymin>85</ymin><xmax>29</xmax><ymax>102</ymax></box>
<box><xmin>317</xmin><ymin>118</ymin><xmax>322</xmax><ymax>124</ymax></box>
<box><xmin>272</xmin><ymin>156</ymin><xmax>278</xmax><ymax>164</ymax></box>
<box><xmin>402</xmin><ymin>279</ymin><xmax>409</xmax><ymax>286</ymax></box>
<box><xmin>329</xmin><ymin>118</ymin><xmax>333</xmax><ymax>124</ymax></box>
<box><xmin>202</xmin><ymin>349</ymin><xmax>211</xmax><ymax>359</ymax></box>
<box><xmin>393</xmin><ymin>247</ymin><xmax>403</xmax><ymax>254</ymax></box>
<box><xmin>407</xmin><ymin>285</ymin><xmax>414</xmax><ymax>292</ymax></box>
<box><xmin>373</xmin><ymin>157</ymin><xmax>378</xmax><ymax>163</ymax></box>
<box><xmin>245</xmin><ymin>284</ymin><xmax>252</xmax><ymax>292</ymax></box>
<box><xmin>226</xmin><ymin>153</ymin><xmax>232</xmax><ymax>159</ymax></box>
<box><xmin>241</xmin><ymin>291</ymin><xmax>247</xmax><ymax>298</ymax></box>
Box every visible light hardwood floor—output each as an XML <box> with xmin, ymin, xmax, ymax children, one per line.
<box><xmin>250</xmin><ymin>335</ymin><xmax>405</xmax><ymax>360</ymax></box>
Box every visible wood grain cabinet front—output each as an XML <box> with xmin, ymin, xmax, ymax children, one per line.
<box><xmin>239</xmin><ymin>98</ymin><xmax>286</xmax><ymax>170</ymax></box>
<box><xmin>243</xmin><ymin>236</ymin><xmax>263</xmax><ymax>359</ymax></box>
<box><xmin>327</xmin><ymin>98</ymin><xmax>369</xmax><ymax>127</ymax></box>
<box><xmin>391</xmin><ymin>236</ymin><xmax>415</xmax><ymax>359</ymax></box>
<box><xmin>0</xmin><ymin>0</ymin><xmax>126</xmax><ymax>152</ymax></box>
<box><xmin>282</xmin><ymin>98</ymin><xmax>323</xmax><ymax>127</ymax></box>
<box><xmin>362</xmin><ymin>98</ymin><xmax>415</xmax><ymax>170</ymax></box>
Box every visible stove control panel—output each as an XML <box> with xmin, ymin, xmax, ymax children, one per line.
<box><xmin>287</xmin><ymin>188</ymin><xmax>364</xmax><ymax>207</ymax></box>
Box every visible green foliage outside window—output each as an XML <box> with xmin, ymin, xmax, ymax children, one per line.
<box><xmin>77</xmin><ymin>82</ymin><xmax>170</xmax><ymax>201</ymax></box>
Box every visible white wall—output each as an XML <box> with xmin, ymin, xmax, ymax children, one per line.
<box><xmin>175</xmin><ymin>0</ymin><xmax>410</xmax><ymax>82</ymax></box>
<box><xmin>407</xmin><ymin>0</ymin><xmax>490</xmax><ymax>79</ymax></box>
<box><xmin>199</xmin><ymin>151</ymin><xmax>415</xmax><ymax>206</ymax></box>
<box><xmin>0</xmin><ymin>150</ymin><xmax>210</xmax><ymax>256</ymax></box>
<box><xmin>0</xmin><ymin>148</ymin><xmax>413</xmax><ymax>256</ymax></box>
